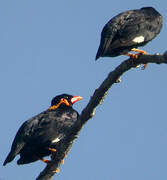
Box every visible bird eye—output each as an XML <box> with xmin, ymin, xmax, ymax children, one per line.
<box><xmin>65</xmin><ymin>96</ymin><xmax>69</xmax><ymax>100</ymax></box>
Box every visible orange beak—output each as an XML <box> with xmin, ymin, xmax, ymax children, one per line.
<box><xmin>71</xmin><ymin>96</ymin><xmax>83</xmax><ymax>104</ymax></box>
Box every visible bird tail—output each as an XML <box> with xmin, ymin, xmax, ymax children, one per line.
<box><xmin>95</xmin><ymin>37</ymin><xmax>112</xmax><ymax>60</ymax></box>
<box><xmin>3</xmin><ymin>152</ymin><xmax>16</xmax><ymax>166</ymax></box>
<box><xmin>95</xmin><ymin>36</ymin><xmax>107</xmax><ymax>60</ymax></box>
<box><xmin>95</xmin><ymin>47</ymin><xmax>101</xmax><ymax>60</ymax></box>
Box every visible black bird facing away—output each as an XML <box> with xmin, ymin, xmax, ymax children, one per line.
<box><xmin>96</xmin><ymin>7</ymin><xmax>162</xmax><ymax>63</ymax></box>
<box><xmin>3</xmin><ymin>94</ymin><xmax>82</xmax><ymax>170</ymax></box>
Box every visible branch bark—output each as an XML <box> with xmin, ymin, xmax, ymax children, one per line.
<box><xmin>36</xmin><ymin>51</ymin><xmax>167</xmax><ymax>180</ymax></box>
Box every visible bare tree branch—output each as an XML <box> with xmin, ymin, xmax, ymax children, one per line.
<box><xmin>36</xmin><ymin>52</ymin><xmax>167</xmax><ymax>180</ymax></box>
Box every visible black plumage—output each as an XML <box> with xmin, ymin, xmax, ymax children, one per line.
<box><xmin>3</xmin><ymin>94</ymin><xmax>82</xmax><ymax>166</ymax></box>
<box><xmin>96</xmin><ymin>7</ymin><xmax>162</xmax><ymax>60</ymax></box>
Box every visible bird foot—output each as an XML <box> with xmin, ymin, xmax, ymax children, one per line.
<box><xmin>131</xmin><ymin>48</ymin><xmax>147</xmax><ymax>54</ymax></box>
<box><xmin>40</xmin><ymin>148</ymin><xmax>57</xmax><ymax>164</ymax></box>
<box><xmin>124</xmin><ymin>50</ymin><xmax>148</xmax><ymax>69</ymax></box>
<box><xmin>55</xmin><ymin>168</ymin><xmax>60</xmax><ymax>173</ymax></box>
<box><xmin>124</xmin><ymin>52</ymin><xmax>141</xmax><ymax>68</ymax></box>
<box><xmin>41</xmin><ymin>159</ymin><xmax>60</xmax><ymax>173</ymax></box>
<box><xmin>124</xmin><ymin>52</ymin><xmax>139</xmax><ymax>59</ymax></box>
<box><xmin>131</xmin><ymin>48</ymin><xmax>148</xmax><ymax>70</ymax></box>
<box><xmin>41</xmin><ymin>158</ymin><xmax>51</xmax><ymax>164</ymax></box>
<box><xmin>48</xmin><ymin>147</ymin><xmax>57</xmax><ymax>153</ymax></box>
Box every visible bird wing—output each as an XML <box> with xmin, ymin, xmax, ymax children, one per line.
<box><xmin>30</xmin><ymin>113</ymin><xmax>64</xmax><ymax>144</ymax></box>
<box><xmin>96</xmin><ymin>11</ymin><xmax>142</xmax><ymax>58</ymax></box>
<box><xmin>33</xmin><ymin>109</ymin><xmax>79</xmax><ymax>144</ymax></box>
<box><xmin>118</xmin><ymin>13</ymin><xmax>146</xmax><ymax>44</ymax></box>
<box><xmin>118</xmin><ymin>9</ymin><xmax>163</xmax><ymax>45</ymax></box>
<box><xmin>104</xmin><ymin>10</ymin><xmax>149</xmax><ymax>50</ymax></box>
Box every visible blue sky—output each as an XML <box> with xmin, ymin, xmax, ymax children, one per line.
<box><xmin>1</xmin><ymin>0</ymin><xmax>167</xmax><ymax>179</ymax></box>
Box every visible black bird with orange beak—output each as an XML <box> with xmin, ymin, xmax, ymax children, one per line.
<box><xmin>3</xmin><ymin>94</ymin><xmax>82</xmax><ymax>167</ymax></box>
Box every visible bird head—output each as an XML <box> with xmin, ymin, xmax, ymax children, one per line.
<box><xmin>49</xmin><ymin>94</ymin><xmax>82</xmax><ymax>110</ymax></box>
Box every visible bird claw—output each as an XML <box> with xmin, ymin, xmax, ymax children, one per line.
<box><xmin>61</xmin><ymin>159</ymin><xmax>64</xmax><ymax>164</ymax></box>
<box><xmin>130</xmin><ymin>53</ymin><xmax>139</xmax><ymax>59</ymax></box>
<box><xmin>56</xmin><ymin>168</ymin><xmax>60</xmax><ymax>173</ymax></box>
<box><xmin>131</xmin><ymin>48</ymin><xmax>147</xmax><ymax>54</ymax></box>
<box><xmin>131</xmin><ymin>48</ymin><xmax>148</xmax><ymax>70</ymax></box>
<box><xmin>123</xmin><ymin>52</ymin><xmax>139</xmax><ymax>59</ymax></box>
<box><xmin>48</xmin><ymin>147</ymin><xmax>57</xmax><ymax>153</ymax></box>
<box><xmin>41</xmin><ymin>158</ymin><xmax>51</xmax><ymax>164</ymax></box>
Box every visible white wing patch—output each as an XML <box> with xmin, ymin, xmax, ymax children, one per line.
<box><xmin>132</xmin><ymin>36</ymin><xmax>145</xmax><ymax>43</ymax></box>
<box><xmin>52</xmin><ymin>137</ymin><xmax>60</xmax><ymax>143</ymax></box>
